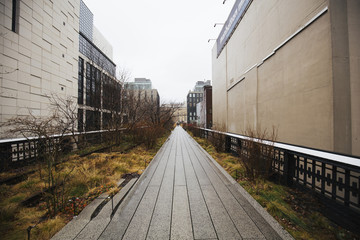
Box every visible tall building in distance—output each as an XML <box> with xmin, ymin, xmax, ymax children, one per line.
<box><xmin>197</xmin><ymin>85</ymin><xmax>212</xmax><ymax>129</ymax></box>
<box><xmin>126</xmin><ymin>78</ymin><xmax>152</xmax><ymax>90</ymax></box>
<box><xmin>193</xmin><ymin>80</ymin><xmax>211</xmax><ymax>92</ymax></box>
<box><xmin>212</xmin><ymin>0</ymin><xmax>360</xmax><ymax>155</ymax></box>
<box><xmin>124</xmin><ymin>78</ymin><xmax>160</xmax><ymax>123</ymax></box>
<box><xmin>187</xmin><ymin>80</ymin><xmax>211</xmax><ymax>123</ymax></box>
<box><xmin>173</xmin><ymin>103</ymin><xmax>187</xmax><ymax>124</ymax></box>
<box><xmin>0</xmin><ymin>0</ymin><xmax>120</xmax><ymax>137</ymax></box>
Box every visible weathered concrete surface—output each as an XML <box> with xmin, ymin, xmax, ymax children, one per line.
<box><xmin>98</xmin><ymin>127</ymin><xmax>293</xmax><ymax>240</ymax></box>
<box><xmin>51</xmin><ymin>178</ymin><xmax>137</xmax><ymax>240</ymax></box>
<box><xmin>51</xmin><ymin>193</ymin><xmax>108</xmax><ymax>240</ymax></box>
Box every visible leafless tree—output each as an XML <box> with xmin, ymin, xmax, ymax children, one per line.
<box><xmin>0</xmin><ymin>95</ymin><xmax>78</xmax><ymax>217</ymax></box>
<box><xmin>49</xmin><ymin>94</ymin><xmax>79</xmax><ymax>148</ymax></box>
<box><xmin>237</xmin><ymin>126</ymin><xmax>278</xmax><ymax>181</ymax></box>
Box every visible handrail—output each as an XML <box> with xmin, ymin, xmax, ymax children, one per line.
<box><xmin>0</xmin><ymin>128</ymin><xmax>126</xmax><ymax>144</ymax></box>
<box><xmin>200</xmin><ymin>128</ymin><xmax>360</xmax><ymax>167</ymax></box>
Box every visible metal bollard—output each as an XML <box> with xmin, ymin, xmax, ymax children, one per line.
<box><xmin>27</xmin><ymin>226</ymin><xmax>32</xmax><ymax>240</ymax></box>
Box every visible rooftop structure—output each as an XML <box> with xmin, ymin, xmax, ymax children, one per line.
<box><xmin>126</xmin><ymin>78</ymin><xmax>152</xmax><ymax>90</ymax></box>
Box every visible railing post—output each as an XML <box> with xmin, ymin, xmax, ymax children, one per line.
<box><xmin>225</xmin><ymin>135</ymin><xmax>231</xmax><ymax>153</ymax></box>
<box><xmin>0</xmin><ymin>142</ymin><xmax>12</xmax><ymax>172</ymax></box>
<box><xmin>283</xmin><ymin>151</ymin><xmax>295</xmax><ymax>186</ymax></box>
<box><xmin>344</xmin><ymin>169</ymin><xmax>350</xmax><ymax>207</ymax></box>
<box><xmin>237</xmin><ymin>138</ymin><xmax>242</xmax><ymax>155</ymax></box>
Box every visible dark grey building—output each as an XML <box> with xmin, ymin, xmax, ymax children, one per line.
<box><xmin>187</xmin><ymin>81</ymin><xmax>211</xmax><ymax>123</ymax></box>
<box><xmin>78</xmin><ymin>0</ymin><xmax>119</xmax><ymax>132</ymax></box>
<box><xmin>187</xmin><ymin>91</ymin><xmax>203</xmax><ymax>123</ymax></box>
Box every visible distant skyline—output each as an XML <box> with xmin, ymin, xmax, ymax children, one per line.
<box><xmin>83</xmin><ymin>0</ymin><xmax>233</xmax><ymax>103</ymax></box>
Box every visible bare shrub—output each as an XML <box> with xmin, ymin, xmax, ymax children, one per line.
<box><xmin>0</xmin><ymin>95</ymin><xmax>77</xmax><ymax>217</ymax></box>
<box><xmin>185</xmin><ymin>123</ymin><xmax>201</xmax><ymax>137</ymax></box>
<box><xmin>237</xmin><ymin>126</ymin><xmax>278</xmax><ymax>181</ymax></box>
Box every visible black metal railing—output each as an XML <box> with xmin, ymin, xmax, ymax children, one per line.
<box><xmin>0</xmin><ymin>130</ymin><xmax>122</xmax><ymax>171</ymax></box>
<box><xmin>197</xmin><ymin>128</ymin><xmax>360</xmax><ymax>214</ymax></box>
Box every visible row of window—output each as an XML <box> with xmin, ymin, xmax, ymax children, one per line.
<box><xmin>78</xmin><ymin>57</ymin><xmax>122</xmax><ymax>131</ymax></box>
<box><xmin>188</xmin><ymin>93</ymin><xmax>203</xmax><ymax>98</ymax></box>
<box><xmin>85</xmin><ymin>62</ymin><xmax>101</xmax><ymax>108</ymax></box>
<box><xmin>78</xmin><ymin>58</ymin><xmax>120</xmax><ymax>110</ymax></box>
<box><xmin>79</xmin><ymin>34</ymin><xmax>116</xmax><ymax>76</ymax></box>
<box><xmin>78</xmin><ymin>109</ymin><xmax>123</xmax><ymax>132</ymax></box>
<box><xmin>188</xmin><ymin>102</ymin><xmax>203</xmax><ymax>107</ymax></box>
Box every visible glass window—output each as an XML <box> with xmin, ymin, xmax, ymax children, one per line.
<box><xmin>86</xmin><ymin>63</ymin><xmax>91</xmax><ymax>106</ymax></box>
<box><xmin>78</xmin><ymin>58</ymin><xmax>84</xmax><ymax>104</ymax></box>
<box><xmin>77</xmin><ymin>109</ymin><xmax>83</xmax><ymax>132</ymax></box>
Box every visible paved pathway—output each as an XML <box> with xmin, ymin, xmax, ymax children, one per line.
<box><xmin>98</xmin><ymin>127</ymin><xmax>292</xmax><ymax>240</ymax></box>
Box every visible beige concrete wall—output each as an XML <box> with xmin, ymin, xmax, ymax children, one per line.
<box><xmin>347</xmin><ymin>0</ymin><xmax>360</xmax><ymax>156</ymax></box>
<box><xmin>212</xmin><ymin>0</ymin><xmax>360</xmax><ymax>154</ymax></box>
<box><xmin>0</xmin><ymin>0</ymin><xmax>80</xmax><ymax>138</ymax></box>
<box><xmin>257</xmin><ymin>12</ymin><xmax>333</xmax><ymax>150</ymax></box>
<box><xmin>212</xmin><ymin>44</ymin><xmax>227</xmax><ymax>130</ymax></box>
<box><xmin>329</xmin><ymin>0</ymin><xmax>352</xmax><ymax>154</ymax></box>
<box><xmin>225</xmin><ymin>0</ymin><xmax>328</xmax><ymax>86</ymax></box>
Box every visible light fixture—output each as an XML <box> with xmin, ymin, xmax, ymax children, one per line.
<box><xmin>214</xmin><ymin>23</ymin><xmax>224</xmax><ymax>27</ymax></box>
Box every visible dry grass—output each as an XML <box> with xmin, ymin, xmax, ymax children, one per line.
<box><xmin>0</xmin><ymin>132</ymin><xmax>169</xmax><ymax>240</ymax></box>
<box><xmin>191</xmin><ymin>135</ymin><xmax>359</xmax><ymax>240</ymax></box>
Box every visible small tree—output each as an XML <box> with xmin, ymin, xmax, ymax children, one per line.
<box><xmin>1</xmin><ymin>95</ymin><xmax>77</xmax><ymax>217</ymax></box>
<box><xmin>237</xmin><ymin>126</ymin><xmax>278</xmax><ymax>181</ymax></box>
<box><xmin>49</xmin><ymin>94</ymin><xmax>79</xmax><ymax>149</ymax></box>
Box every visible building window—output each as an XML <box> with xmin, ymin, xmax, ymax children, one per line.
<box><xmin>103</xmin><ymin>75</ymin><xmax>121</xmax><ymax>112</ymax></box>
<box><xmin>86</xmin><ymin>62</ymin><xmax>91</xmax><ymax>106</ymax></box>
<box><xmin>94</xmin><ymin>67</ymin><xmax>101</xmax><ymax>108</ymax></box>
<box><xmin>78</xmin><ymin>58</ymin><xmax>84</xmax><ymax>104</ymax></box>
<box><xmin>11</xmin><ymin>0</ymin><xmax>19</xmax><ymax>33</ymax></box>
<box><xmin>79</xmin><ymin>34</ymin><xmax>116</xmax><ymax>76</ymax></box>
<box><xmin>78</xmin><ymin>109</ymin><xmax>84</xmax><ymax>132</ymax></box>
<box><xmin>85</xmin><ymin>62</ymin><xmax>101</xmax><ymax>108</ymax></box>
<box><xmin>85</xmin><ymin>110</ymin><xmax>101</xmax><ymax>131</ymax></box>
<box><xmin>102</xmin><ymin>112</ymin><xmax>111</xmax><ymax>129</ymax></box>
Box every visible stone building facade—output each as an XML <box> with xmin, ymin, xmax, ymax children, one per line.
<box><xmin>212</xmin><ymin>0</ymin><xmax>360</xmax><ymax>155</ymax></box>
<box><xmin>1</xmin><ymin>0</ymin><xmax>80</xmax><ymax>137</ymax></box>
<box><xmin>0</xmin><ymin>0</ymin><xmax>119</xmax><ymax>137</ymax></box>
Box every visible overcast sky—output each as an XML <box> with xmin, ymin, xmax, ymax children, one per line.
<box><xmin>83</xmin><ymin>0</ymin><xmax>233</xmax><ymax>103</ymax></box>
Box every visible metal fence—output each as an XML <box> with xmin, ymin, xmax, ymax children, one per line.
<box><xmin>197</xmin><ymin>128</ymin><xmax>360</xmax><ymax>217</ymax></box>
<box><xmin>0</xmin><ymin>130</ymin><xmax>119</xmax><ymax>171</ymax></box>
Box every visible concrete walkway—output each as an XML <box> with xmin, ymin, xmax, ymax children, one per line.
<box><xmin>98</xmin><ymin>127</ymin><xmax>292</xmax><ymax>240</ymax></box>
